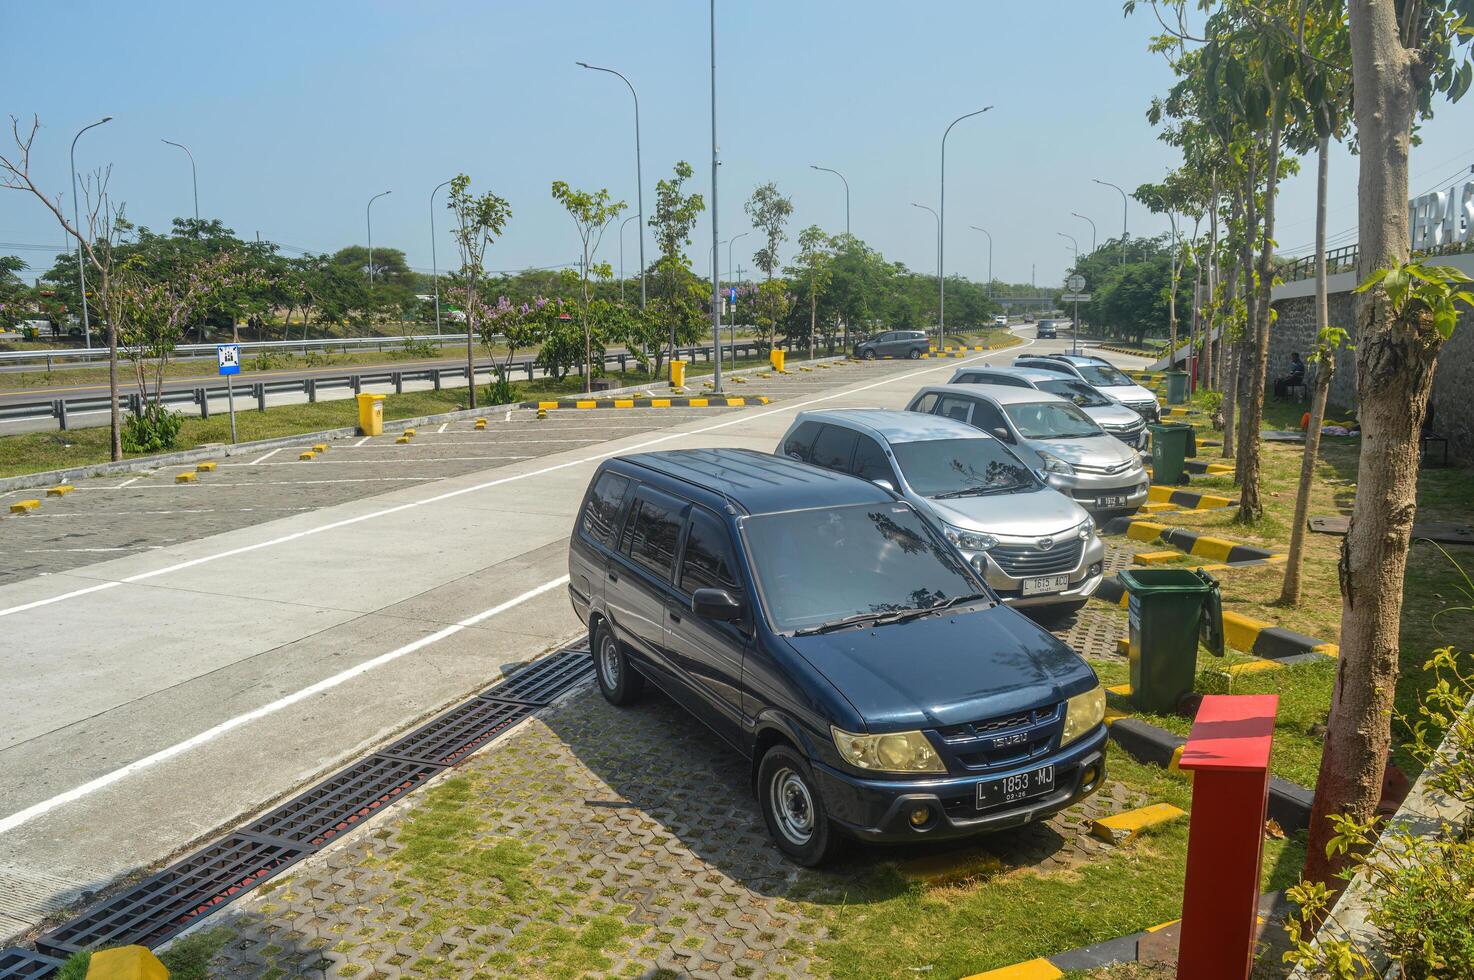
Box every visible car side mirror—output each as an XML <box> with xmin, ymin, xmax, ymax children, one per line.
<box><xmin>692</xmin><ymin>588</ymin><xmax>743</xmax><ymax>622</ymax></box>
<box><xmin>872</xmin><ymin>478</ymin><xmax>896</xmax><ymax>493</ymax></box>
<box><xmin>991</xmin><ymin>426</ymin><xmax>1014</xmax><ymax>443</ymax></box>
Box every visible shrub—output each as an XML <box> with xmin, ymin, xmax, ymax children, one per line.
<box><xmin>483</xmin><ymin>374</ymin><xmax>518</xmax><ymax>407</ymax></box>
<box><xmin>121</xmin><ymin>403</ymin><xmax>185</xmax><ymax>454</ymax></box>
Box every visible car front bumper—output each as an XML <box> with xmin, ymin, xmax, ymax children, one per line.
<box><xmin>1046</xmin><ymin>472</ymin><xmax>1150</xmax><ymax>515</ymax></box>
<box><xmin>966</xmin><ymin>536</ymin><xmax>1107</xmax><ymax>608</ymax></box>
<box><xmin>814</xmin><ymin>728</ymin><xmax>1108</xmax><ymax>842</ymax></box>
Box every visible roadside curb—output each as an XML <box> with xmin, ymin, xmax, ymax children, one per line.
<box><xmin>522</xmin><ymin>395</ymin><xmax>771</xmax><ymax>410</ymax></box>
<box><xmin>1145</xmin><ymin>485</ymin><xmax>1238</xmax><ymax>510</ymax></box>
<box><xmin>1104</xmin><ymin>517</ymin><xmax>1281</xmax><ymax>563</ymax></box>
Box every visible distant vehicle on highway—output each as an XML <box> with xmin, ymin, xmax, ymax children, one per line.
<box><xmin>992</xmin><ymin>315</ymin><xmax>1008</xmax><ymax>327</ymax></box>
<box><xmin>568</xmin><ymin>448</ymin><xmax>1107</xmax><ymax>865</ymax></box>
<box><xmin>1035</xmin><ymin>320</ymin><xmax>1058</xmax><ymax>339</ymax></box>
<box><xmin>852</xmin><ymin>329</ymin><xmax>929</xmax><ymax>360</ymax></box>
<box><xmin>1022</xmin><ymin>313</ymin><xmax>1035</xmax><ymax>323</ymax></box>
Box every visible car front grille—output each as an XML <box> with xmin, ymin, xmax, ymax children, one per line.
<box><xmin>933</xmin><ymin>703</ymin><xmax>1064</xmax><ymax>772</ymax></box>
<box><xmin>990</xmin><ymin>539</ymin><xmax>1083</xmax><ymax>577</ymax></box>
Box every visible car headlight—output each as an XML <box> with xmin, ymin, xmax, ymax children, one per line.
<box><xmin>1075</xmin><ymin>520</ymin><xmax>1093</xmax><ymax>541</ymax></box>
<box><xmin>832</xmin><ymin>727</ymin><xmax>947</xmax><ymax>773</ymax></box>
<box><xmin>943</xmin><ymin>524</ymin><xmax>998</xmax><ymax>552</ymax></box>
<box><xmin>1060</xmin><ymin>685</ymin><xmax>1105</xmax><ymax>747</ymax></box>
<box><xmin>1037</xmin><ymin>450</ymin><xmax>1074</xmax><ymax>475</ymax></box>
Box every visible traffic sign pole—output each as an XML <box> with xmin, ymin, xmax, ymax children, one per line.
<box><xmin>218</xmin><ymin>344</ymin><xmax>241</xmax><ymax>444</ymax></box>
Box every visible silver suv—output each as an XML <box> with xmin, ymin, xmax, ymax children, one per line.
<box><xmin>1013</xmin><ymin>354</ymin><xmax>1160</xmax><ymax>422</ymax></box>
<box><xmin>777</xmin><ymin>409</ymin><xmax>1105</xmax><ymax>610</ymax></box>
<box><xmin>905</xmin><ymin>384</ymin><xmax>1149</xmax><ymax>517</ymax></box>
<box><xmin>948</xmin><ymin>366</ymin><xmax>1147</xmax><ymax>447</ymax></box>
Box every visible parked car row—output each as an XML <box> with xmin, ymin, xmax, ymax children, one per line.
<box><xmin>565</xmin><ymin>357</ymin><xmax>1158</xmax><ymax>865</ymax></box>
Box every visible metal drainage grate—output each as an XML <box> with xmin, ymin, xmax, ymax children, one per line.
<box><xmin>35</xmin><ymin>836</ymin><xmax>306</xmax><ymax>957</ymax></box>
<box><xmin>0</xmin><ymin>948</ymin><xmax>65</xmax><ymax>979</ymax></box>
<box><xmin>481</xmin><ymin>647</ymin><xmax>594</xmax><ymax>705</ymax></box>
<box><xmin>15</xmin><ymin>640</ymin><xmax>595</xmax><ymax>973</ymax></box>
<box><xmin>240</xmin><ymin>755</ymin><xmax>443</xmax><ymax>849</ymax></box>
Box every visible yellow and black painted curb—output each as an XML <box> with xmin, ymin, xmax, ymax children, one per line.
<box><xmin>1183</xmin><ymin>458</ymin><xmax>1234</xmax><ymax>476</ymax></box>
<box><xmin>1105</xmin><ymin>517</ymin><xmax>1282</xmax><ymax>564</ymax></box>
<box><xmin>520</xmin><ymin>396</ymin><xmax>770</xmax><ymax>410</ymax></box>
<box><xmin>959</xmin><ymin>917</ymin><xmax>1181</xmax><ymax>978</ymax></box>
<box><xmin>1145</xmin><ymin>485</ymin><xmax>1236</xmax><ymax>510</ymax></box>
<box><xmin>929</xmin><ymin>344</ymin><xmax>999</xmax><ymax>353</ymax></box>
<box><xmin>1093</xmin><ymin>344</ymin><xmax>1162</xmax><ymax>359</ymax></box>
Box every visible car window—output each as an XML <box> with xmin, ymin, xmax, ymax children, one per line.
<box><xmin>1019</xmin><ymin>360</ymin><xmax>1073</xmax><ymax>377</ymax></box>
<box><xmin>891</xmin><ymin>438</ymin><xmax>1036</xmax><ymax>497</ymax></box>
<box><xmin>1003</xmin><ymin>401</ymin><xmax>1103</xmax><ymax>439</ymax></box>
<box><xmin>1037</xmin><ymin>378</ymin><xmax>1112</xmax><ymax>408</ymax></box>
<box><xmin>968</xmin><ymin>398</ymin><xmax>1010</xmax><ymax>435</ymax></box>
<box><xmin>852</xmin><ymin>435</ymin><xmax>896</xmax><ymax>484</ymax></box>
<box><xmin>620</xmin><ymin>492</ymin><xmax>687</xmax><ymax>581</ymax></box>
<box><xmin>679</xmin><ymin>508</ymin><xmax>742</xmax><ymax>595</ymax></box>
<box><xmin>1075</xmin><ymin>363</ymin><xmax>1134</xmax><ymax>387</ymax></box>
<box><xmin>809</xmin><ymin>424</ymin><xmax>859</xmax><ymax>471</ymax></box>
<box><xmin>742</xmin><ymin>503</ymin><xmax>982</xmax><ymax>632</ymax></box>
<box><xmin>581</xmin><ymin>471</ymin><xmax>631</xmax><ymax>547</ymax></box>
<box><xmin>910</xmin><ymin>392</ymin><xmax>940</xmax><ymax>414</ymax></box>
<box><xmin>782</xmin><ymin>420</ymin><xmax>822</xmax><ymax>461</ymax></box>
<box><xmin>935</xmin><ymin>395</ymin><xmax>973</xmax><ymax>423</ymax></box>
<box><xmin>978</xmin><ymin>373</ymin><xmax>1029</xmax><ymax>388</ymax></box>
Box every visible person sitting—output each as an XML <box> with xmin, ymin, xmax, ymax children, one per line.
<box><xmin>1274</xmin><ymin>352</ymin><xmax>1306</xmax><ymax>398</ymax></box>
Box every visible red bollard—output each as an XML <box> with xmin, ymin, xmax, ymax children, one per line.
<box><xmin>1176</xmin><ymin>694</ymin><xmax>1279</xmax><ymax>980</ymax></box>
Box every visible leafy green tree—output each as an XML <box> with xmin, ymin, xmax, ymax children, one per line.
<box><xmin>447</xmin><ymin>174</ymin><xmax>512</xmax><ymax>408</ymax></box>
<box><xmin>745</xmin><ymin>182</ymin><xmax>794</xmax><ymax>280</ymax></box>
<box><xmin>750</xmin><ymin>279</ymin><xmax>793</xmax><ymax>349</ymax></box>
<box><xmin>551</xmin><ymin>181</ymin><xmax>624</xmax><ymax>393</ymax></box>
<box><xmin>0</xmin><ymin>254</ymin><xmax>27</xmax><ymax>323</ymax></box>
<box><xmin>649</xmin><ymin>162</ymin><xmax>705</xmax><ymax>375</ymax></box>
<box><xmin>787</xmin><ymin>226</ymin><xmax>833</xmax><ymax>359</ymax></box>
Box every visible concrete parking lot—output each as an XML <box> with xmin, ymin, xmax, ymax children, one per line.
<box><xmin>0</xmin><ymin>333</ymin><xmax>1155</xmax><ymax>947</ymax></box>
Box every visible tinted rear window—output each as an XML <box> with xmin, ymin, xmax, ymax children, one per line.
<box><xmin>581</xmin><ymin>471</ymin><xmax>631</xmax><ymax>546</ymax></box>
<box><xmin>622</xmin><ymin>495</ymin><xmax>686</xmax><ymax>581</ymax></box>
<box><xmin>810</xmin><ymin>425</ymin><xmax>859</xmax><ymax>471</ymax></box>
<box><xmin>782</xmin><ymin>421</ymin><xmax>822</xmax><ymax>461</ymax></box>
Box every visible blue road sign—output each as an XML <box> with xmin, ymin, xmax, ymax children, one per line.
<box><xmin>218</xmin><ymin>344</ymin><xmax>241</xmax><ymax>376</ymax></box>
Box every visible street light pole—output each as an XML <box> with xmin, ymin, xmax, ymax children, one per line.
<box><xmin>366</xmin><ymin>190</ymin><xmax>391</xmax><ymax>288</ymax></box>
<box><xmin>160</xmin><ymin>139</ymin><xmax>199</xmax><ymax>223</ymax></box>
<box><xmin>969</xmin><ymin>226</ymin><xmax>993</xmax><ymax>297</ymax></box>
<box><xmin>576</xmin><ymin>61</ymin><xmax>646</xmax><ymax>309</ymax></box>
<box><xmin>809</xmin><ymin>165</ymin><xmax>850</xmax><ymax>236</ymax></box>
<box><xmin>70</xmin><ymin>116</ymin><xmax>112</xmax><ymax>351</ymax></box>
<box><xmin>1071</xmin><ymin>212</ymin><xmax>1097</xmax><ymax>253</ymax></box>
<box><xmin>939</xmin><ymin>106</ymin><xmax>992</xmax><ymax>345</ymax></box>
<box><xmin>429</xmin><ymin>179</ymin><xmax>451</xmax><ymax>336</ymax></box>
<box><xmin>1057</xmin><ymin>231</ymin><xmax>1079</xmax><ymax>264</ymax></box>
<box><xmin>618</xmin><ymin>213</ymin><xmax>639</xmax><ymax>304</ymax></box>
<box><xmin>1092</xmin><ymin>178</ymin><xmax>1128</xmax><ymax>265</ymax></box>
<box><xmin>728</xmin><ymin>230</ymin><xmax>748</xmax><ymax>357</ymax></box>
<box><xmin>1059</xmin><ymin>232</ymin><xmax>1081</xmax><ymax>354</ymax></box>
<box><xmin>912</xmin><ymin>202</ymin><xmax>940</xmax><ymax>339</ymax></box>
<box><xmin>708</xmin><ymin>0</ymin><xmax>723</xmax><ymax>393</ymax></box>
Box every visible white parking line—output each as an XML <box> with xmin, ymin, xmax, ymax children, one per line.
<box><xmin>116</xmin><ymin>477</ymin><xmax>142</xmax><ymax>489</ymax></box>
<box><xmin>354</xmin><ymin>436</ymin><xmax>371</xmax><ymax>447</ymax></box>
<box><xmin>75</xmin><ymin>477</ymin><xmax>434</xmax><ymax>490</ymax></box>
<box><xmin>436</xmin><ymin>422</ymin><xmax>448</xmax><ymax>433</ymax></box>
<box><xmin>0</xmin><ymin>575</ymin><xmax>571</xmax><ymax>835</ymax></box>
<box><xmin>223</xmin><ymin>456</ymin><xmax>533</xmax><ymax>466</ymax></box>
<box><xmin>253</xmin><ymin>447</ymin><xmax>285</xmax><ymax>464</ymax></box>
<box><xmin>0</xmin><ymin>346</ymin><xmax>1028</xmax><ymax>621</ymax></box>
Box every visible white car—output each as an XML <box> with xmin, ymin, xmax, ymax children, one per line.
<box><xmin>1013</xmin><ymin>354</ymin><xmax>1160</xmax><ymax>422</ymax></box>
<box><xmin>992</xmin><ymin>315</ymin><xmax>1008</xmax><ymax>327</ymax></box>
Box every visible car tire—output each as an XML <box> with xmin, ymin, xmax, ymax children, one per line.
<box><xmin>907</xmin><ymin>348</ymin><xmax>922</xmax><ymax>360</ymax></box>
<box><xmin>593</xmin><ymin>621</ymin><xmax>644</xmax><ymax>706</ymax></box>
<box><xmin>862</xmin><ymin>349</ymin><xmax>876</xmax><ymax>360</ymax></box>
<box><xmin>757</xmin><ymin>744</ymin><xmax>838</xmax><ymax>867</ymax></box>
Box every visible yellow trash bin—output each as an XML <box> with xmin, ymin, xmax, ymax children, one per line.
<box><xmin>770</xmin><ymin>348</ymin><xmax>786</xmax><ymax>373</ymax></box>
<box><xmin>356</xmin><ymin>393</ymin><xmax>385</xmax><ymax>436</ymax></box>
<box><xmin>86</xmin><ymin>945</ymin><xmax>168</xmax><ymax>980</ymax></box>
<box><xmin>670</xmin><ymin>359</ymin><xmax>687</xmax><ymax>389</ymax></box>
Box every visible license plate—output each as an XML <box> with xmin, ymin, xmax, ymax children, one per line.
<box><xmin>1099</xmin><ymin>494</ymin><xmax>1127</xmax><ymax>508</ymax></box>
<box><xmin>1022</xmin><ymin>574</ymin><xmax>1070</xmax><ymax>596</ymax></box>
<box><xmin>977</xmin><ymin>764</ymin><xmax>1055</xmax><ymax>809</ymax></box>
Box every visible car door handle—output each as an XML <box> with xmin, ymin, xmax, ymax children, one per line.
<box><xmin>668</xmin><ymin>609</ymin><xmax>682</xmax><ymax>624</ymax></box>
<box><xmin>607</xmin><ymin>570</ymin><xmax>618</xmax><ymax>583</ymax></box>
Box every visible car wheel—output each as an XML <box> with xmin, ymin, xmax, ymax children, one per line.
<box><xmin>758</xmin><ymin>745</ymin><xmax>837</xmax><ymax>866</ymax></box>
<box><xmin>862</xmin><ymin>349</ymin><xmax>877</xmax><ymax>360</ymax></box>
<box><xmin>593</xmin><ymin>621</ymin><xmax>644</xmax><ymax>706</ymax></box>
<box><xmin>907</xmin><ymin>347</ymin><xmax>922</xmax><ymax>360</ymax></box>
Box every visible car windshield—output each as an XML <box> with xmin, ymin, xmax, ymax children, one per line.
<box><xmin>890</xmin><ymin>438</ymin><xmax>1037</xmax><ymax>497</ymax></box>
<box><xmin>1003</xmin><ymin>401</ymin><xmax>1103</xmax><ymax>439</ymax></box>
<box><xmin>1037</xmin><ymin>378</ymin><xmax>1111</xmax><ymax>408</ymax></box>
<box><xmin>742</xmin><ymin>503</ymin><xmax>984</xmax><ymax>632</ymax></box>
<box><xmin>1076</xmin><ymin>363</ymin><xmax>1133</xmax><ymax>387</ymax></box>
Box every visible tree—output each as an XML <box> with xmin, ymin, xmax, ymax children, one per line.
<box><xmin>745</xmin><ymin>182</ymin><xmax>794</xmax><ymax>280</ymax></box>
<box><xmin>447</xmin><ymin>174</ymin><xmax>512</xmax><ymax>409</ymax></box>
<box><xmin>750</xmin><ymin>280</ymin><xmax>793</xmax><ymax>350</ymax></box>
<box><xmin>0</xmin><ymin>255</ymin><xmax>27</xmax><ymax>322</ymax></box>
<box><xmin>787</xmin><ymin>226</ymin><xmax>833</xmax><ymax>360</ymax></box>
<box><xmin>551</xmin><ymin>181</ymin><xmax>625</xmax><ymax>393</ymax></box>
<box><xmin>1305</xmin><ymin>0</ymin><xmax>1474</xmax><ymax>885</ymax></box>
<box><xmin>649</xmin><ymin>161</ymin><xmax>705</xmax><ymax>374</ymax></box>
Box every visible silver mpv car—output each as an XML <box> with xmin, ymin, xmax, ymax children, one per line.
<box><xmin>777</xmin><ymin>409</ymin><xmax>1105</xmax><ymax>610</ymax></box>
<box><xmin>905</xmin><ymin>384</ymin><xmax>1149</xmax><ymax>517</ymax></box>
<box><xmin>947</xmin><ymin>366</ymin><xmax>1148</xmax><ymax>447</ymax></box>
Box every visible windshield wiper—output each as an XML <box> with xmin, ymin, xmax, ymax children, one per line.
<box><xmin>874</xmin><ymin>593</ymin><xmax>993</xmax><ymax>625</ymax></box>
<box><xmin>791</xmin><ymin>612</ymin><xmax>889</xmax><ymax>636</ymax></box>
<box><xmin>932</xmin><ymin>485</ymin><xmax>1018</xmax><ymax>499</ymax></box>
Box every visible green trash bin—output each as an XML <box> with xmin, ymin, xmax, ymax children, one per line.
<box><xmin>1149</xmin><ymin>421</ymin><xmax>1196</xmax><ymax>485</ymax></box>
<box><xmin>1165</xmin><ymin>369</ymin><xmax>1190</xmax><ymax>404</ymax></box>
<box><xmin>1119</xmin><ymin>567</ymin><xmax>1225</xmax><ymax>713</ymax></box>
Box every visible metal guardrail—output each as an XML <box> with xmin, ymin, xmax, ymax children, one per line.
<box><xmin>0</xmin><ymin>341</ymin><xmax>778</xmax><ymax>429</ymax></box>
<box><xmin>1280</xmin><ymin>239</ymin><xmax>1474</xmax><ymax>283</ymax></box>
<box><xmin>0</xmin><ymin>333</ymin><xmax>474</xmax><ymax>368</ymax></box>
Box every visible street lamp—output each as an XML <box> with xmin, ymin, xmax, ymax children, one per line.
<box><xmin>707</xmin><ymin>0</ymin><xmax>723</xmax><ymax>393</ymax></box>
<box><xmin>159</xmin><ymin>138</ymin><xmax>198</xmax><ymax>222</ymax></box>
<box><xmin>939</xmin><ymin>106</ymin><xmax>992</xmax><ymax>343</ymax></box>
<box><xmin>809</xmin><ymin>165</ymin><xmax>850</xmax><ymax>236</ymax></box>
<box><xmin>1071</xmin><ymin>212</ymin><xmax>1097</xmax><ymax>253</ymax></box>
<box><xmin>576</xmin><ymin>61</ymin><xmax>646</xmax><ymax>309</ymax></box>
<box><xmin>1058</xmin><ymin>231</ymin><xmax>1079</xmax><ymax>264</ymax></box>
<box><xmin>429</xmin><ymin>179</ymin><xmax>451</xmax><ymax>336</ymax></box>
<box><xmin>912</xmin><ymin>203</ymin><xmax>940</xmax><ymax>335</ymax></box>
<box><xmin>968</xmin><ymin>226</ymin><xmax>993</xmax><ymax>297</ymax></box>
<box><xmin>618</xmin><ymin>213</ymin><xmax>640</xmax><ymax>304</ymax></box>
<box><xmin>727</xmin><ymin>230</ymin><xmax>748</xmax><ymax>354</ymax></box>
<box><xmin>366</xmin><ymin>190</ymin><xmax>391</xmax><ymax>286</ymax></box>
<box><xmin>1092</xmin><ymin>178</ymin><xmax>1128</xmax><ymax>265</ymax></box>
<box><xmin>1058</xmin><ymin>233</ymin><xmax>1082</xmax><ymax>354</ymax></box>
<box><xmin>70</xmin><ymin>115</ymin><xmax>112</xmax><ymax>350</ymax></box>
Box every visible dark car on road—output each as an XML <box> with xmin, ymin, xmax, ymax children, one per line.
<box><xmin>1035</xmin><ymin>320</ymin><xmax>1058</xmax><ymax>339</ymax></box>
<box><xmin>568</xmin><ymin>448</ymin><xmax>1107</xmax><ymax>865</ymax></box>
<box><xmin>852</xmin><ymin>329</ymin><xmax>930</xmax><ymax>360</ymax></box>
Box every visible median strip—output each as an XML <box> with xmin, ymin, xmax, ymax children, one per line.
<box><xmin>521</xmin><ymin>395</ymin><xmax>769</xmax><ymax>409</ymax></box>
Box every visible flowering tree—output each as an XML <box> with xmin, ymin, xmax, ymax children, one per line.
<box><xmin>551</xmin><ymin>181</ymin><xmax>624</xmax><ymax>392</ymax></box>
<box><xmin>447</xmin><ymin>174</ymin><xmax>512</xmax><ymax>409</ymax></box>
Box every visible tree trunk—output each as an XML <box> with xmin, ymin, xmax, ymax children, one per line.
<box><xmin>466</xmin><ymin>280</ymin><xmax>478</xmax><ymax>410</ymax></box>
<box><xmin>809</xmin><ymin>290</ymin><xmax>816</xmax><ymax>361</ymax></box>
<box><xmin>1281</xmin><ymin>136</ymin><xmax>1334</xmax><ymax>606</ymax></box>
<box><xmin>1234</xmin><ymin>161</ymin><xmax>1258</xmax><ymax>475</ymax></box>
<box><xmin>1238</xmin><ymin>113</ymin><xmax>1284</xmax><ymax>525</ymax></box>
<box><xmin>1204</xmin><ymin>171</ymin><xmax>1218</xmax><ymax>390</ymax></box>
<box><xmin>1305</xmin><ymin>0</ymin><xmax>1436</xmax><ymax>886</ymax></box>
<box><xmin>108</xmin><ymin>318</ymin><xmax>121</xmax><ymax>460</ymax></box>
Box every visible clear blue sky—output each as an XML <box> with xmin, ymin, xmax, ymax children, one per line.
<box><xmin>4</xmin><ymin>1</ymin><xmax>1472</xmax><ymax>289</ymax></box>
